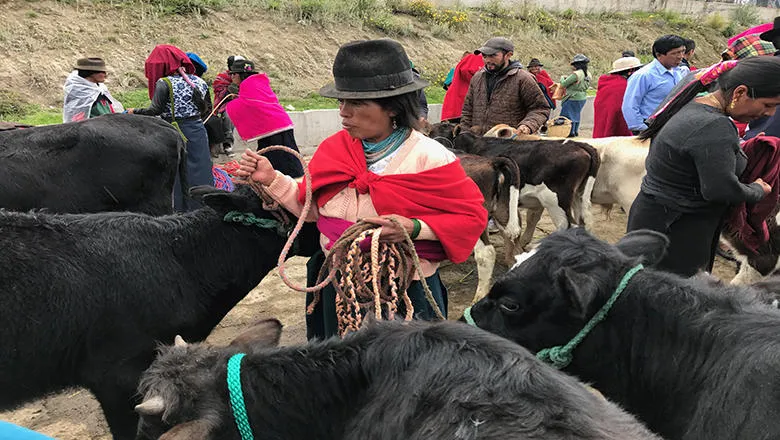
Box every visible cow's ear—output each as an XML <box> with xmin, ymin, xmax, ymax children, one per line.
<box><xmin>198</xmin><ymin>186</ymin><xmax>255</xmax><ymax>214</ymax></box>
<box><xmin>555</xmin><ymin>267</ymin><xmax>599</xmax><ymax>319</ymax></box>
<box><xmin>453</xmin><ymin>124</ymin><xmax>462</xmax><ymax>137</ymax></box>
<box><xmin>229</xmin><ymin>319</ymin><xmax>283</xmax><ymax>350</ymax></box>
<box><xmin>615</xmin><ymin>230</ymin><xmax>669</xmax><ymax>266</ymax></box>
<box><xmin>159</xmin><ymin>419</ymin><xmax>215</xmax><ymax>440</ymax></box>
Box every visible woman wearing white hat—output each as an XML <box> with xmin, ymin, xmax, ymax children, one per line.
<box><xmin>593</xmin><ymin>56</ymin><xmax>643</xmax><ymax>138</ymax></box>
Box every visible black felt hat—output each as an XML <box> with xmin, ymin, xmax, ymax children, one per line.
<box><xmin>760</xmin><ymin>17</ymin><xmax>780</xmax><ymax>42</ymax></box>
<box><xmin>318</xmin><ymin>39</ymin><xmax>429</xmax><ymax>99</ymax></box>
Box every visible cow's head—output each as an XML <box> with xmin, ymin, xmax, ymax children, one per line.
<box><xmin>468</xmin><ymin>229</ymin><xmax>668</xmax><ymax>352</ymax></box>
<box><xmin>192</xmin><ymin>185</ymin><xmax>266</xmax><ymax>218</ymax></box>
<box><xmin>429</xmin><ymin>121</ymin><xmax>460</xmax><ymax>148</ymax></box>
<box><xmin>134</xmin><ymin>319</ymin><xmax>283</xmax><ymax>440</ymax></box>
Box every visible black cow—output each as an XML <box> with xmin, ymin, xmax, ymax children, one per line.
<box><xmin>0</xmin><ymin>185</ymin><xmax>318</xmax><ymax>440</ymax></box>
<box><xmin>0</xmin><ymin>114</ymin><xmax>184</xmax><ymax>215</ymax></box>
<box><xmin>469</xmin><ymin>228</ymin><xmax>780</xmax><ymax>440</ymax></box>
<box><xmin>135</xmin><ymin>319</ymin><xmax>661</xmax><ymax>440</ymax></box>
<box><xmin>432</xmin><ymin>122</ymin><xmax>600</xmax><ymax>255</ymax></box>
<box><xmin>722</xmin><ymin>204</ymin><xmax>780</xmax><ymax>284</ymax></box>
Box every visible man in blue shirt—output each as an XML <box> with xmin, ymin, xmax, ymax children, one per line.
<box><xmin>622</xmin><ymin>35</ymin><xmax>688</xmax><ymax>134</ymax></box>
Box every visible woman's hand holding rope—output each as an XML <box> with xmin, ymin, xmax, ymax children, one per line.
<box><xmin>361</xmin><ymin>215</ymin><xmax>415</xmax><ymax>243</ymax></box>
<box><xmin>235</xmin><ymin>149</ymin><xmax>276</xmax><ymax>186</ymax></box>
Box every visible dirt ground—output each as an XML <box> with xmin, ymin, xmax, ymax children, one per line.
<box><xmin>0</xmin><ymin>205</ymin><xmax>739</xmax><ymax>439</ymax></box>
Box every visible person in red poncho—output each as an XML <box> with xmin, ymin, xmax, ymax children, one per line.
<box><xmin>593</xmin><ymin>56</ymin><xmax>643</xmax><ymax>138</ymax></box>
<box><xmin>527</xmin><ymin>58</ymin><xmax>555</xmax><ymax>110</ymax></box>
<box><xmin>236</xmin><ymin>39</ymin><xmax>487</xmax><ymax>340</ymax></box>
<box><xmin>127</xmin><ymin>44</ymin><xmax>213</xmax><ymax>212</ymax></box>
<box><xmin>440</xmin><ymin>52</ymin><xmax>484</xmax><ymax>122</ymax></box>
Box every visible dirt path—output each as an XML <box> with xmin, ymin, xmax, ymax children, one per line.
<box><xmin>0</xmin><ymin>207</ymin><xmax>739</xmax><ymax>439</ymax></box>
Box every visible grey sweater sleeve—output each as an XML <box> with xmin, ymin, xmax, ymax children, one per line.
<box><xmin>689</xmin><ymin>120</ymin><xmax>765</xmax><ymax>204</ymax></box>
<box><xmin>133</xmin><ymin>80</ymin><xmax>169</xmax><ymax>116</ymax></box>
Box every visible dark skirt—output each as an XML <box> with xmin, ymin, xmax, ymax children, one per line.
<box><xmin>256</xmin><ymin>129</ymin><xmax>304</xmax><ymax>178</ymax></box>
<box><xmin>174</xmin><ymin>118</ymin><xmax>213</xmax><ymax>212</ymax></box>
<box><xmin>560</xmin><ymin>98</ymin><xmax>586</xmax><ymax>136</ymax></box>
<box><xmin>627</xmin><ymin>191</ymin><xmax>727</xmax><ymax>277</ymax></box>
<box><xmin>304</xmin><ymin>249</ymin><xmax>448</xmax><ymax>340</ymax></box>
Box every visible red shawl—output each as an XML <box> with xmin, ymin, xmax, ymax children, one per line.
<box><xmin>144</xmin><ymin>45</ymin><xmax>195</xmax><ymax>99</ymax></box>
<box><xmin>441</xmin><ymin>54</ymin><xmax>485</xmax><ymax>121</ymax></box>
<box><xmin>593</xmin><ymin>74</ymin><xmax>632</xmax><ymax>138</ymax></box>
<box><xmin>298</xmin><ymin>130</ymin><xmax>487</xmax><ymax>263</ymax></box>
<box><xmin>726</xmin><ymin>136</ymin><xmax>780</xmax><ymax>254</ymax></box>
<box><xmin>212</xmin><ymin>70</ymin><xmax>233</xmax><ymax>111</ymax></box>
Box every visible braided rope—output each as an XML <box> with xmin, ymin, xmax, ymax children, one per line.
<box><xmin>226</xmin><ymin>353</ymin><xmax>254</xmax><ymax>440</ymax></box>
<box><xmin>536</xmin><ymin>264</ymin><xmax>644</xmax><ymax>369</ymax></box>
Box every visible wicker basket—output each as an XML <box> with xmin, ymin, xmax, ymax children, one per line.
<box><xmin>546</xmin><ymin>116</ymin><xmax>572</xmax><ymax>138</ymax></box>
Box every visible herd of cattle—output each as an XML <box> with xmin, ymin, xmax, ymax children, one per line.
<box><xmin>2</xmin><ymin>113</ymin><xmax>780</xmax><ymax>439</ymax></box>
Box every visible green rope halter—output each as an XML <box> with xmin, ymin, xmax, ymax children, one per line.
<box><xmin>223</xmin><ymin>211</ymin><xmax>287</xmax><ymax>237</ymax></box>
<box><xmin>536</xmin><ymin>263</ymin><xmax>643</xmax><ymax>369</ymax></box>
<box><xmin>227</xmin><ymin>353</ymin><xmax>254</xmax><ymax>440</ymax></box>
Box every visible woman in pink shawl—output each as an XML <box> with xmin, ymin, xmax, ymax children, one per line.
<box><xmin>225</xmin><ymin>59</ymin><xmax>303</xmax><ymax>178</ymax></box>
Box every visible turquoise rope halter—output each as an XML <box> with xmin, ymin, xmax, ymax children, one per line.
<box><xmin>536</xmin><ymin>263</ymin><xmax>643</xmax><ymax>369</ymax></box>
<box><xmin>462</xmin><ymin>263</ymin><xmax>643</xmax><ymax>370</ymax></box>
<box><xmin>227</xmin><ymin>353</ymin><xmax>254</xmax><ymax>440</ymax></box>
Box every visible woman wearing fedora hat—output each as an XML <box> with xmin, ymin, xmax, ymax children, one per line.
<box><xmin>63</xmin><ymin>57</ymin><xmax>124</xmax><ymax>123</ymax></box>
<box><xmin>236</xmin><ymin>39</ymin><xmax>487</xmax><ymax>340</ymax></box>
<box><xmin>593</xmin><ymin>56</ymin><xmax>643</xmax><ymax>138</ymax></box>
<box><xmin>558</xmin><ymin>54</ymin><xmax>591</xmax><ymax>137</ymax></box>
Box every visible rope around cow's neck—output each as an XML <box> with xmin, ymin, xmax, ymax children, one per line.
<box><xmin>240</xmin><ymin>145</ymin><xmax>445</xmax><ymax>335</ymax></box>
<box><xmin>535</xmin><ymin>263</ymin><xmax>644</xmax><ymax>369</ymax></box>
<box><xmin>226</xmin><ymin>353</ymin><xmax>254</xmax><ymax>440</ymax></box>
<box><xmin>461</xmin><ymin>263</ymin><xmax>644</xmax><ymax>369</ymax></box>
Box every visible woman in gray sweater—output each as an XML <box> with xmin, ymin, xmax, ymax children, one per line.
<box><xmin>627</xmin><ymin>57</ymin><xmax>780</xmax><ymax>277</ymax></box>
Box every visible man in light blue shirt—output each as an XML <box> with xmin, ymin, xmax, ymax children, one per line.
<box><xmin>622</xmin><ymin>35</ymin><xmax>689</xmax><ymax>133</ymax></box>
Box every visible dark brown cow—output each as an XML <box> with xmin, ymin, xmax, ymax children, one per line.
<box><xmin>432</xmin><ymin>122</ymin><xmax>600</xmax><ymax>255</ymax></box>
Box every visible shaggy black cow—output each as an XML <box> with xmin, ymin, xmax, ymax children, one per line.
<box><xmin>0</xmin><ymin>114</ymin><xmax>184</xmax><ymax>215</ymax></box>
<box><xmin>0</xmin><ymin>185</ymin><xmax>317</xmax><ymax>440</ymax></box>
<box><xmin>469</xmin><ymin>228</ymin><xmax>780</xmax><ymax>440</ymax></box>
<box><xmin>134</xmin><ymin>319</ymin><xmax>661</xmax><ymax>440</ymax></box>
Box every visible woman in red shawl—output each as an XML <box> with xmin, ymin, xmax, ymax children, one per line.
<box><xmin>127</xmin><ymin>45</ymin><xmax>213</xmax><ymax>211</ymax></box>
<box><xmin>236</xmin><ymin>39</ymin><xmax>487</xmax><ymax>340</ymax></box>
<box><xmin>528</xmin><ymin>58</ymin><xmax>555</xmax><ymax>110</ymax></box>
<box><xmin>441</xmin><ymin>53</ymin><xmax>484</xmax><ymax>122</ymax></box>
<box><xmin>593</xmin><ymin>56</ymin><xmax>643</xmax><ymax>138</ymax></box>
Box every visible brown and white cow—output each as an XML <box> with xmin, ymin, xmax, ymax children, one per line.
<box><xmin>481</xmin><ymin>125</ymin><xmax>649</xmax><ymax>239</ymax></box>
<box><xmin>433</xmin><ymin>124</ymin><xmax>600</xmax><ymax>256</ymax></box>
<box><xmin>457</xmin><ymin>153</ymin><xmax>521</xmax><ymax>302</ymax></box>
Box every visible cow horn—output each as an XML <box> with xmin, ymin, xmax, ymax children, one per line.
<box><xmin>135</xmin><ymin>396</ymin><xmax>165</xmax><ymax>415</ymax></box>
<box><xmin>174</xmin><ymin>335</ymin><xmax>188</xmax><ymax>347</ymax></box>
<box><xmin>497</xmin><ymin>127</ymin><xmax>514</xmax><ymax>138</ymax></box>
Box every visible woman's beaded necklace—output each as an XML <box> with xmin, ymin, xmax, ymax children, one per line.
<box><xmin>362</xmin><ymin>127</ymin><xmax>411</xmax><ymax>165</ymax></box>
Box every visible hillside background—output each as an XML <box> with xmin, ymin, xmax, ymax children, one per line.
<box><xmin>0</xmin><ymin>0</ymin><xmax>770</xmax><ymax>123</ymax></box>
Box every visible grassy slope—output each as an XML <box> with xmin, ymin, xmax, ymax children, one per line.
<box><xmin>0</xmin><ymin>0</ymin><xmax>733</xmax><ymax>124</ymax></box>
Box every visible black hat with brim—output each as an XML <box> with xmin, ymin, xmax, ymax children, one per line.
<box><xmin>759</xmin><ymin>17</ymin><xmax>780</xmax><ymax>42</ymax></box>
<box><xmin>318</xmin><ymin>39</ymin><xmax>429</xmax><ymax>100</ymax></box>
